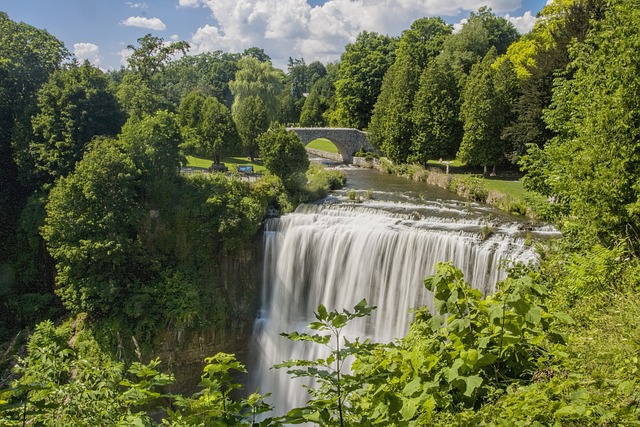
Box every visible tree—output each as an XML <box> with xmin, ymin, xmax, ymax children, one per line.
<box><xmin>330</xmin><ymin>31</ymin><xmax>396</xmax><ymax>129</ymax></box>
<box><xmin>0</xmin><ymin>12</ymin><xmax>67</xmax><ymax>269</ymax></box>
<box><xmin>410</xmin><ymin>58</ymin><xmax>462</xmax><ymax>164</ymax></box>
<box><xmin>29</xmin><ymin>61</ymin><xmax>124</xmax><ymax>185</ymax></box>
<box><xmin>439</xmin><ymin>7</ymin><xmax>519</xmax><ymax>78</ymax></box>
<box><xmin>258</xmin><ymin>124</ymin><xmax>310</xmax><ymax>189</ymax></box>
<box><xmin>233</xmin><ymin>95</ymin><xmax>269</xmax><ymax>160</ymax></box>
<box><xmin>299</xmin><ymin>90</ymin><xmax>325</xmax><ymax>127</ymax></box>
<box><xmin>300</xmin><ymin>63</ymin><xmax>338</xmax><ymax>127</ymax></box>
<box><xmin>160</xmin><ymin>51</ymin><xmax>240</xmax><ymax>108</ymax></box>
<box><xmin>42</xmin><ymin>139</ymin><xmax>147</xmax><ymax>314</ymax></box>
<box><xmin>369</xmin><ymin>18</ymin><xmax>452</xmax><ymax>163</ymax></box>
<box><xmin>242</xmin><ymin>46</ymin><xmax>271</xmax><ymax>63</ymax></box>
<box><xmin>369</xmin><ymin>57</ymin><xmax>420</xmax><ymax>162</ymax></box>
<box><xmin>229</xmin><ymin>57</ymin><xmax>284</xmax><ymax>123</ymax></box>
<box><xmin>179</xmin><ymin>92</ymin><xmax>240</xmax><ymax>164</ymax></box>
<box><xmin>119</xmin><ymin>110</ymin><xmax>183</xmax><ymax>179</ymax></box>
<box><xmin>457</xmin><ymin>48</ymin><xmax>516</xmax><ymax>174</ymax></box>
<box><xmin>527</xmin><ymin>0</ymin><xmax>640</xmax><ymax>246</ymax></box>
<box><xmin>501</xmin><ymin>0</ymin><xmax>606</xmax><ymax>158</ymax></box>
<box><xmin>125</xmin><ymin>34</ymin><xmax>189</xmax><ymax>84</ymax></box>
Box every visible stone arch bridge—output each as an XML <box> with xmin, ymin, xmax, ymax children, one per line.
<box><xmin>287</xmin><ymin>127</ymin><xmax>377</xmax><ymax>163</ymax></box>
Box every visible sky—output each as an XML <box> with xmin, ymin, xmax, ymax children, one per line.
<box><xmin>1</xmin><ymin>0</ymin><xmax>548</xmax><ymax>71</ymax></box>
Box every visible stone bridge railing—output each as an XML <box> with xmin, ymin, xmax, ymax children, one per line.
<box><xmin>287</xmin><ymin>127</ymin><xmax>377</xmax><ymax>163</ymax></box>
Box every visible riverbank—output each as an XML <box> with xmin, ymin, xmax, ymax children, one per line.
<box><xmin>349</xmin><ymin>155</ymin><xmax>548</xmax><ymax>220</ymax></box>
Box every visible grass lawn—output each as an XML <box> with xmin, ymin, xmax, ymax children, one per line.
<box><xmin>480</xmin><ymin>178</ymin><xmax>529</xmax><ymax>200</ymax></box>
<box><xmin>185</xmin><ymin>155</ymin><xmax>267</xmax><ymax>172</ymax></box>
<box><xmin>305</xmin><ymin>138</ymin><xmax>339</xmax><ymax>154</ymax></box>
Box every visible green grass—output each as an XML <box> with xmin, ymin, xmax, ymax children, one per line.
<box><xmin>185</xmin><ymin>155</ymin><xmax>267</xmax><ymax>172</ymax></box>
<box><xmin>305</xmin><ymin>138</ymin><xmax>339</xmax><ymax>154</ymax></box>
<box><xmin>480</xmin><ymin>178</ymin><xmax>529</xmax><ymax>200</ymax></box>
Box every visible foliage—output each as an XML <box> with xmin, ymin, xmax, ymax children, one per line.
<box><xmin>0</xmin><ymin>320</ymin><xmax>274</xmax><ymax>426</ymax></box>
<box><xmin>125</xmin><ymin>34</ymin><xmax>189</xmax><ymax>84</ymax></box>
<box><xmin>41</xmin><ymin>139</ymin><xmax>147</xmax><ymax>314</ymax></box>
<box><xmin>165</xmin><ymin>353</ymin><xmax>274</xmax><ymax>426</ymax></box>
<box><xmin>300</xmin><ymin>63</ymin><xmax>338</xmax><ymax>127</ymax></box>
<box><xmin>258</xmin><ymin>124</ymin><xmax>310</xmax><ymax>191</ymax></box>
<box><xmin>369</xmin><ymin>17</ymin><xmax>451</xmax><ymax>163</ymax></box>
<box><xmin>179</xmin><ymin>92</ymin><xmax>240</xmax><ymax>164</ymax></box>
<box><xmin>306</xmin><ymin>163</ymin><xmax>347</xmax><ymax>200</ymax></box>
<box><xmin>119</xmin><ymin>110</ymin><xmax>184</xmax><ymax>180</ymax></box>
<box><xmin>277</xmin><ymin>299</ymin><xmax>376</xmax><ymax>426</ymax></box>
<box><xmin>0</xmin><ymin>319</ymin><xmax>173</xmax><ymax>426</ymax></box>
<box><xmin>229</xmin><ymin>57</ymin><xmax>284</xmax><ymax>123</ymax></box>
<box><xmin>529</xmin><ymin>0</ymin><xmax>640</xmax><ymax>247</ymax></box>
<box><xmin>410</xmin><ymin>57</ymin><xmax>462</xmax><ymax>164</ymax></box>
<box><xmin>233</xmin><ymin>95</ymin><xmax>269</xmax><ymax>159</ymax></box>
<box><xmin>458</xmin><ymin>48</ymin><xmax>517</xmax><ymax>173</ymax></box>
<box><xmin>159</xmin><ymin>51</ymin><xmax>240</xmax><ymax>109</ymax></box>
<box><xmin>277</xmin><ymin>263</ymin><xmax>573</xmax><ymax>426</ymax></box>
<box><xmin>28</xmin><ymin>61</ymin><xmax>124</xmax><ymax>185</ymax></box>
<box><xmin>330</xmin><ymin>31</ymin><xmax>396</xmax><ymax>129</ymax></box>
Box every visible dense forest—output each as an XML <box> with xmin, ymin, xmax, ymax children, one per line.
<box><xmin>1</xmin><ymin>0</ymin><xmax>640</xmax><ymax>424</ymax></box>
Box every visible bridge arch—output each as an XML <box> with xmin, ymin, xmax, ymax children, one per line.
<box><xmin>287</xmin><ymin>127</ymin><xmax>377</xmax><ymax>163</ymax></box>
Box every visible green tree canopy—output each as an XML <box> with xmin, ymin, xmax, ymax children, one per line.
<box><xmin>233</xmin><ymin>95</ymin><xmax>269</xmax><ymax>160</ymax></box>
<box><xmin>258</xmin><ymin>124</ymin><xmax>310</xmax><ymax>189</ymax></box>
<box><xmin>125</xmin><ymin>34</ymin><xmax>190</xmax><ymax>84</ymax></box>
<box><xmin>29</xmin><ymin>61</ymin><xmax>124</xmax><ymax>185</ymax></box>
<box><xmin>179</xmin><ymin>92</ymin><xmax>240</xmax><ymax>164</ymax></box>
<box><xmin>229</xmin><ymin>57</ymin><xmax>284</xmax><ymax>123</ymax></box>
<box><xmin>330</xmin><ymin>31</ymin><xmax>396</xmax><ymax>129</ymax></box>
<box><xmin>525</xmin><ymin>0</ymin><xmax>640</xmax><ymax>246</ymax></box>
<box><xmin>410</xmin><ymin>58</ymin><xmax>462</xmax><ymax>164</ymax></box>
<box><xmin>457</xmin><ymin>48</ymin><xmax>517</xmax><ymax>174</ymax></box>
<box><xmin>369</xmin><ymin>17</ymin><xmax>451</xmax><ymax>162</ymax></box>
<box><xmin>119</xmin><ymin>110</ymin><xmax>183</xmax><ymax>179</ymax></box>
<box><xmin>42</xmin><ymin>139</ymin><xmax>146</xmax><ymax>314</ymax></box>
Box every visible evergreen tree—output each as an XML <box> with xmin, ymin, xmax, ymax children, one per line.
<box><xmin>330</xmin><ymin>31</ymin><xmax>396</xmax><ymax>130</ymax></box>
<box><xmin>410</xmin><ymin>58</ymin><xmax>462</xmax><ymax>164</ymax></box>
<box><xmin>369</xmin><ymin>17</ymin><xmax>451</xmax><ymax>163</ymax></box>
<box><xmin>458</xmin><ymin>48</ymin><xmax>514</xmax><ymax>174</ymax></box>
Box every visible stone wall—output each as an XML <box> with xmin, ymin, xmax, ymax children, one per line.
<box><xmin>305</xmin><ymin>147</ymin><xmax>344</xmax><ymax>162</ymax></box>
<box><xmin>152</xmin><ymin>235</ymin><xmax>263</xmax><ymax>393</ymax></box>
<box><xmin>288</xmin><ymin>127</ymin><xmax>377</xmax><ymax>163</ymax></box>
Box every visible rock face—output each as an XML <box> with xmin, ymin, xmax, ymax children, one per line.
<box><xmin>153</xmin><ymin>235</ymin><xmax>264</xmax><ymax>393</ymax></box>
<box><xmin>287</xmin><ymin>127</ymin><xmax>377</xmax><ymax>163</ymax></box>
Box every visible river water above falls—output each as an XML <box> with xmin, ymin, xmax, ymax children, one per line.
<box><xmin>250</xmin><ymin>160</ymin><xmax>558</xmax><ymax>415</ymax></box>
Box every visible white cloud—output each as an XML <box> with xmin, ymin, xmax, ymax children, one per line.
<box><xmin>119</xmin><ymin>47</ymin><xmax>134</xmax><ymax>67</ymax></box>
<box><xmin>506</xmin><ymin>10</ymin><xmax>537</xmax><ymax>34</ymax></box>
<box><xmin>170</xmin><ymin>34</ymin><xmax>180</xmax><ymax>41</ymax></box>
<box><xmin>178</xmin><ymin>0</ymin><xmax>202</xmax><ymax>7</ymax></box>
<box><xmin>126</xmin><ymin>2</ymin><xmax>148</xmax><ymax>8</ymax></box>
<box><xmin>120</xmin><ymin>16</ymin><xmax>167</xmax><ymax>30</ymax></box>
<box><xmin>74</xmin><ymin>42</ymin><xmax>103</xmax><ymax>66</ymax></box>
<box><xmin>189</xmin><ymin>0</ymin><xmax>524</xmax><ymax>68</ymax></box>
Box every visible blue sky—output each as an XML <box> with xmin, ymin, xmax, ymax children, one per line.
<box><xmin>1</xmin><ymin>0</ymin><xmax>548</xmax><ymax>70</ymax></box>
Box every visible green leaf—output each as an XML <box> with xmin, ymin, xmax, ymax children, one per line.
<box><xmin>463</xmin><ymin>375</ymin><xmax>483</xmax><ymax>397</ymax></box>
<box><xmin>316</xmin><ymin>304</ymin><xmax>328</xmax><ymax>321</ymax></box>
<box><xmin>525</xmin><ymin>305</ymin><xmax>542</xmax><ymax>325</ymax></box>
<box><xmin>553</xmin><ymin>312</ymin><xmax>575</xmax><ymax>325</ymax></box>
<box><xmin>400</xmin><ymin>396</ymin><xmax>419</xmax><ymax>420</ymax></box>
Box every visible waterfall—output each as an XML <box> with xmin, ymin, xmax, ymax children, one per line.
<box><xmin>251</xmin><ymin>200</ymin><xmax>542</xmax><ymax>415</ymax></box>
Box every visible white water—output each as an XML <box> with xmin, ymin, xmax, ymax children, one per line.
<box><xmin>251</xmin><ymin>195</ymin><xmax>546</xmax><ymax>414</ymax></box>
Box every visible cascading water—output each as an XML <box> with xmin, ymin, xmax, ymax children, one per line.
<box><xmin>251</xmin><ymin>166</ymin><xmax>556</xmax><ymax>415</ymax></box>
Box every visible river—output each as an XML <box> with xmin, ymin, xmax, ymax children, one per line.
<box><xmin>249</xmin><ymin>158</ymin><xmax>558</xmax><ymax>415</ymax></box>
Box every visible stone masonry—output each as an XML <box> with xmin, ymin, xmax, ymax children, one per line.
<box><xmin>287</xmin><ymin>127</ymin><xmax>377</xmax><ymax>163</ymax></box>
